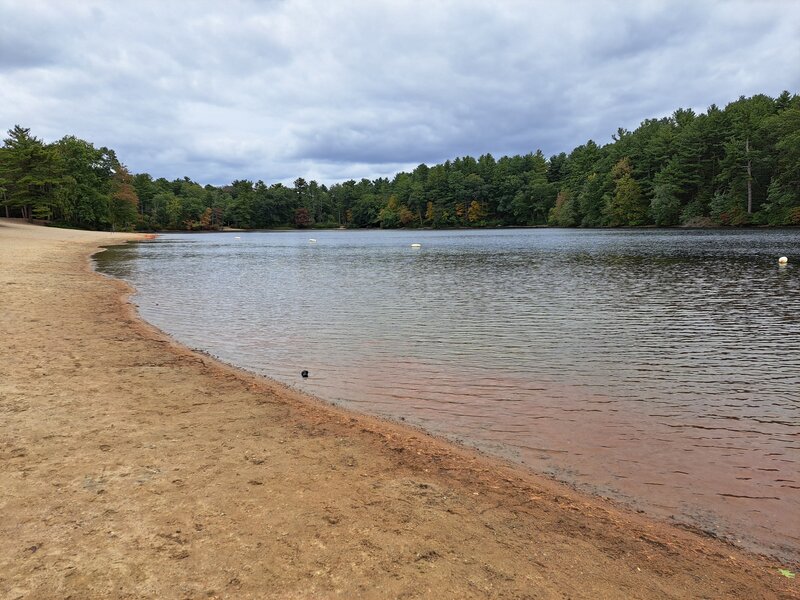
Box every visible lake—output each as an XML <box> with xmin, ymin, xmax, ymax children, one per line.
<box><xmin>95</xmin><ymin>228</ymin><xmax>800</xmax><ymax>561</ymax></box>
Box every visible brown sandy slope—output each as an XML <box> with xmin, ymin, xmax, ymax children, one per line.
<box><xmin>0</xmin><ymin>219</ymin><xmax>796</xmax><ymax>599</ymax></box>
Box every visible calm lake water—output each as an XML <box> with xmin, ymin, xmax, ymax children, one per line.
<box><xmin>96</xmin><ymin>228</ymin><xmax>800</xmax><ymax>561</ymax></box>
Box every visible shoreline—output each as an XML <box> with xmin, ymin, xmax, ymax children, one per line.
<box><xmin>100</xmin><ymin>236</ymin><xmax>793</xmax><ymax>563</ymax></box>
<box><xmin>135</xmin><ymin>224</ymin><xmax>798</xmax><ymax>234</ymax></box>
<box><xmin>101</xmin><ymin>227</ymin><xmax>799</xmax><ymax>564</ymax></box>
<box><xmin>1</xmin><ymin>218</ymin><xmax>796</xmax><ymax>598</ymax></box>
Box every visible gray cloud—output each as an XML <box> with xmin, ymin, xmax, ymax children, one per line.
<box><xmin>0</xmin><ymin>0</ymin><xmax>798</xmax><ymax>185</ymax></box>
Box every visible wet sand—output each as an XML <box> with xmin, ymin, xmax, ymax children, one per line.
<box><xmin>0</xmin><ymin>218</ymin><xmax>796</xmax><ymax>599</ymax></box>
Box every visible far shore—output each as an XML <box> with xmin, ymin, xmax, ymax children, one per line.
<box><xmin>0</xmin><ymin>217</ymin><xmax>796</xmax><ymax>599</ymax></box>
<box><xmin>98</xmin><ymin>223</ymin><xmax>798</xmax><ymax>236</ymax></box>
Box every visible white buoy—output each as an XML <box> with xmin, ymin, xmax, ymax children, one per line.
<box><xmin>309</xmin><ymin>238</ymin><xmax>317</xmax><ymax>243</ymax></box>
<box><xmin>234</xmin><ymin>236</ymin><xmax>241</xmax><ymax>239</ymax></box>
<box><xmin>778</xmin><ymin>256</ymin><xmax>788</xmax><ymax>265</ymax></box>
<box><xmin>411</xmin><ymin>243</ymin><xmax>421</xmax><ymax>248</ymax></box>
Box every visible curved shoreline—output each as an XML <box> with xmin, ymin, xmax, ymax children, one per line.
<box><xmin>99</xmin><ymin>229</ymin><xmax>800</xmax><ymax>564</ymax></box>
<box><xmin>0</xmin><ymin>219</ymin><xmax>796</xmax><ymax>599</ymax></box>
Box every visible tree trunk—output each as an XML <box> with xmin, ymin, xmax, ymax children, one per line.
<box><xmin>746</xmin><ymin>137</ymin><xmax>753</xmax><ymax>214</ymax></box>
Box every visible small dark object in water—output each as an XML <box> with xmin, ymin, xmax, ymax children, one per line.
<box><xmin>301</xmin><ymin>370</ymin><xmax>309</xmax><ymax>378</ymax></box>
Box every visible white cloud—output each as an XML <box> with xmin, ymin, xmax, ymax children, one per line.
<box><xmin>1</xmin><ymin>0</ymin><xmax>798</xmax><ymax>185</ymax></box>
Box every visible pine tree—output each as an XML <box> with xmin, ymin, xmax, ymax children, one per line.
<box><xmin>0</xmin><ymin>125</ymin><xmax>62</xmax><ymax>219</ymax></box>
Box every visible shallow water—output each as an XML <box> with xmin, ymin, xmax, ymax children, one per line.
<box><xmin>96</xmin><ymin>228</ymin><xmax>800</xmax><ymax>561</ymax></box>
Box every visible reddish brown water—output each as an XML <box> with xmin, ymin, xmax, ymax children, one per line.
<box><xmin>98</xmin><ymin>228</ymin><xmax>800</xmax><ymax>562</ymax></box>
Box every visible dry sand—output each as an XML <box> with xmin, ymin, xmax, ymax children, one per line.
<box><xmin>0</xmin><ymin>218</ymin><xmax>796</xmax><ymax>599</ymax></box>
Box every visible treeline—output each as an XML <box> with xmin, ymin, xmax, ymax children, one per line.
<box><xmin>1</xmin><ymin>91</ymin><xmax>798</xmax><ymax>230</ymax></box>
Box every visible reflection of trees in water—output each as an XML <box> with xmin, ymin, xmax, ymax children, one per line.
<box><xmin>94</xmin><ymin>244</ymin><xmax>140</xmax><ymax>279</ymax></box>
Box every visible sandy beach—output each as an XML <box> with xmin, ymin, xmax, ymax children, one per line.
<box><xmin>0</xmin><ymin>218</ymin><xmax>796</xmax><ymax>599</ymax></box>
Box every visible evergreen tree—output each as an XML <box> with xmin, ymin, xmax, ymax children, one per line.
<box><xmin>0</xmin><ymin>126</ymin><xmax>62</xmax><ymax>220</ymax></box>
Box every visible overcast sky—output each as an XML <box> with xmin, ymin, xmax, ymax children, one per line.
<box><xmin>1</xmin><ymin>0</ymin><xmax>798</xmax><ymax>185</ymax></box>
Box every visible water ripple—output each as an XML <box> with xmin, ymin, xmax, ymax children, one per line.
<box><xmin>97</xmin><ymin>228</ymin><xmax>800</xmax><ymax>561</ymax></box>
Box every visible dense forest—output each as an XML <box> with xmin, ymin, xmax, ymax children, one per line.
<box><xmin>1</xmin><ymin>92</ymin><xmax>798</xmax><ymax>230</ymax></box>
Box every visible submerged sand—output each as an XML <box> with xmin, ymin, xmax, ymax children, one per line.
<box><xmin>0</xmin><ymin>218</ymin><xmax>796</xmax><ymax>599</ymax></box>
